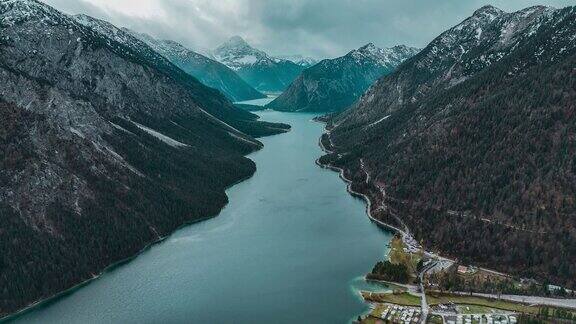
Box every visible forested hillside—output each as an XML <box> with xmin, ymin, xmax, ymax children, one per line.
<box><xmin>0</xmin><ymin>0</ymin><xmax>286</xmax><ymax>316</ymax></box>
<box><xmin>321</xmin><ymin>5</ymin><xmax>576</xmax><ymax>287</ymax></box>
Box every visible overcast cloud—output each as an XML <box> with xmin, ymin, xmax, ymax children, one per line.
<box><xmin>41</xmin><ymin>0</ymin><xmax>575</xmax><ymax>58</ymax></box>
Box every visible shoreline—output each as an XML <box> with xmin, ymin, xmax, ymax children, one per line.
<box><xmin>315</xmin><ymin>122</ymin><xmax>576</xmax><ymax>314</ymax></box>
<box><xmin>315</xmin><ymin>131</ymin><xmax>414</xmax><ymax>249</ymax></box>
<box><xmin>0</xmin><ymin>213</ymin><xmax>217</xmax><ymax>322</ymax></box>
<box><xmin>315</xmin><ymin>122</ymin><xmax>516</xmax><ymax>265</ymax></box>
<box><xmin>314</xmin><ymin>156</ymin><xmax>407</xmax><ymax>236</ymax></box>
<box><xmin>0</xmin><ymin>133</ymin><xmax>279</xmax><ymax>322</ymax></box>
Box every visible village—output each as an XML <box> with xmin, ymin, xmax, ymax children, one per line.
<box><xmin>364</xmin><ymin>303</ymin><xmax>519</xmax><ymax>324</ymax></box>
<box><xmin>356</xmin><ymin>235</ymin><xmax>576</xmax><ymax>324</ymax></box>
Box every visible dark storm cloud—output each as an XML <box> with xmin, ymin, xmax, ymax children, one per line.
<box><xmin>41</xmin><ymin>0</ymin><xmax>575</xmax><ymax>58</ymax></box>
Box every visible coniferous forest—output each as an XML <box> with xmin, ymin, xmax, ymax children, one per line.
<box><xmin>323</xmin><ymin>6</ymin><xmax>576</xmax><ymax>288</ymax></box>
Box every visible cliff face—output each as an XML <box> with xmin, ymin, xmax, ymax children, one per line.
<box><xmin>322</xmin><ymin>6</ymin><xmax>576</xmax><ymax>286</ymax></box>
<box><xmin>0</xmin><ymin>0</ymin><xmax>283</xmax><ymax>316</ymax></box>
<box><xmin>268</xmin><ymin>44</ymin><xmax>419</xmax><ymax>112</ymax></box>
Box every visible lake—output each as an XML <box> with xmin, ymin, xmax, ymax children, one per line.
<box><xmin>6</xmin><ymin>108</ymin><xmax>393</xmax><ymax>323</ymax></box>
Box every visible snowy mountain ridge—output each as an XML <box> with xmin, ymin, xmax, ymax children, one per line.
<box><xmin>126</xmin><ymin>30</ymin><xmax>265</xmax><ymax>101</ymax></box>
<box><xmin>343</xmin><ymin>4</ymin><xmax>575</xmax><ymax>124</ymax></box>
<box><xmin>267</xmin><ymin>43</ymin><xmax>418</xmax><ymax>112</ymax></box>
<box><xmin>277</xmin><ymin>54</ymin><xmax>318</xmax><ymax>67</ymax></box>
<box><xmin>348</xmin><ymin>43</ymin><xmax>420</xmax><ymax>68</ymax></box>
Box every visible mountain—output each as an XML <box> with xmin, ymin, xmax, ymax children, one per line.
<box><xmin>212</xmin><ymin>36</ymin><xmax>305</xmax><ymax>93</ymax></box>
<box><xmin>267</xmin><ymin>44</ymin><xmax>419</xmax><ymax>112</ymax></box>
<box><xmin>0</xmin><ymin>0</ymin><xmax>288</xmax><ymax>317</ymax></box>
<box><xmin>277</xmin><ymin>54</ymin><xmax>318</xmax><ymax>68</ymax></box>
<box><xmin>123</xmin><ymin>29</ymin><xmax>266</xmax><ymax>102</ymax></box>
<box><xmin>321</xmin><ymin>5</ymin><xmax>576</xmax><ymax>287</ymax></box>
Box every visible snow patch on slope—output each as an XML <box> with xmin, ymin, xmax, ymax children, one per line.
<box><xmin>133</xmin><ymin>122</ymin><xmax>188</xmax><ymax>148</ymax></box>
<box><xmin>367</xmin><ymin>115</ymin><xmax>390</xmax><ymax>127</ymax></box>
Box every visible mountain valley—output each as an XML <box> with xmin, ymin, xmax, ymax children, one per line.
<box><xmin>1</xmin><ymin>0</ymin><xmax>575</xmax><ymax>322</ymax></box>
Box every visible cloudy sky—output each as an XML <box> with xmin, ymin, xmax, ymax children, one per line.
<box><xmin>42</xmin><ymin>0</ymin><xmax>574</xmax><ymax>58</ymax></box>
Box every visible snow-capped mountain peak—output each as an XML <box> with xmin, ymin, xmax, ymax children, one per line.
<box><xmin>0</xmin><ymin>0</ymin><xmax>56</xmax><ymax>25</ymax></box>
<box><xmin>213</xmin><ymin>36</ymin><xmax>269</xmax><ymax>71</ymax></box>
<box><xmin>211</xmin><ymin>35</ymin><xmax>305</xmax><ymax>92</ymax></box>
<box><xmin>125</xmin><ymin>29</ymin><xmax>265</xmax><ymax>101</ymax></box>
<box><xmin>348</xmin><ymin>43</ymin><xmax>420</xmax><ymax>68</ymax></box>
<box><xmin>413</xmin><ymin>4</ymin><xmax>560</xmax><ymax>79</ymax></box>
<box><xmin>351</xmin><ymin>4</ymin><xmax>575</xmax><ymax>123</ymax></box>
<box><xmin>471</xmin><ymin>5</ymin><xmax>505</xmax><ymax>20</ymax></box>
<box><xmin>358</xmin><ymin>42</ymin><xmax>377</xmax><ymax>51</ymax></box>
<box><xmin>224</xmin><ymin>35</ymin><xmax>250</xmax><ymax>48</ymax></box>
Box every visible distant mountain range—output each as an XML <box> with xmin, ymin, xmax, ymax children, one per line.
<box><xmin>267</xmin><ymin>43</ymin><xmax>419</xmax><ymax>112</ymax></box>
<box><xmin>321</xmin><ymin>5</ymin><xmax>576</xmax><ymax>287</ymax></box>
<box><xmin>212</xmin><ymin>36</ymin><xmax>305</xmax><ymax>93</ymax></box>
<box><xmin>277</xmin><ymin>54</ymin><xmax>318</xmax><ymax>68</ymax></box>
<box><xmin>0</xmin><ymin>0</ymin><xmax>288</xmax><ymax>316</ymax></box>
<box><xmin>123</xmin><ymin>29</ymin><xmax>266</xmax><ymax>102</ymax></box>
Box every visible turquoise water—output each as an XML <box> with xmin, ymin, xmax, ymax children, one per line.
<box><xmin>349</xmin><ymin>277</ymin><xmax>394</xmax><ymax>295</ymax></box>
<box><xmin>7</xmin><ymin>111</ymin><xmax>392</xmax><ymax>323</ymax></box>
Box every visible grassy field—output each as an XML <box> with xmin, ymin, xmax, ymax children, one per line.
<box><xmin>359</xmin><ymin>317</ymin><xmax>381</xmax><ymax>324</ymax></box>
<box><xmin>427</xmin><ymin>292</ymin><xmax>540</xmax><ymax>314</ymax></box>
<box><xmin>427</xmin><ymin>314</ymin><xmax>443</xmax><ymax>323</ymax></box>
<box><xmin>361</xmin><ymin>304</ymin><xmax>390</xmax><ymax>323</ymax></box>
<box><xmin>361</xmin><ymin>291</ymin><xmax>421</xmax><ymax>306</ymax></box>
<box><xmin>388</xmin><ymin>236</ymin><xmax>422</xmax><ymax>280</ymax></box>
<box><xmin>364</xmin><ymin>279</ymin><xmax>408</xmax><ymax>293</ymax></box>
<box><xmin>369</xmin><ymin>304</ymin><xmax>389</xmax><ymax>318</ymax></box>
<box><xmin>457</xmin><ymin>304</ymin><xmax>509</xmax><ymax>314</ymax></box>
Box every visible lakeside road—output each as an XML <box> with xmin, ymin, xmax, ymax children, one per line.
<box><xmin>448</xmin><ymin>292</ymin><xmax>576</xmax><ymax>310</ymax></box>
<box><xmin>418</xmin><ymin>262</ymin><xmax>438</xmax><ymax>323</ymax></box>
<box><xmin>318</xmin><ymin>127</ymin><xmax>445</xmax><ymax>262</ymax></box>
<box><xmin>318</xmin><ymin>128</ymin><xmax>435</xmax><ymax>322</ymax></box>
<box><xmin>316</xmin><ymin>133</ymin><xmax>409</xmax><ymax>240</ymax></box>
<box><xmin>319</xmin><ymin>124</ymin><xmax>576</xmax><ymax>315</ymax></box>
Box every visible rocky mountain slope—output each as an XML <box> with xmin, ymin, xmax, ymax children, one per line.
<box><xmin>321</xmin><ymin>5</ymin><xmax>576</xmax><ymax>287</ymax></box>
<box><xmin>267</xmin><ymin>44</ymin><xmax>419</xmax><ymax>112</ymax></box>
<box><xmin>123</xmin><ymin>29</ymin><xmax>266</xmax><ymax>102</ymax></box>
<box><xmin>212</xmin><ymin>36</ymin><xmax>304</xmax><ymax>93</ymax></box>
<box><xmin>0</xmin><ymin>0</ymin><xmax>287</xmax><ymax>317</ymax></box>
